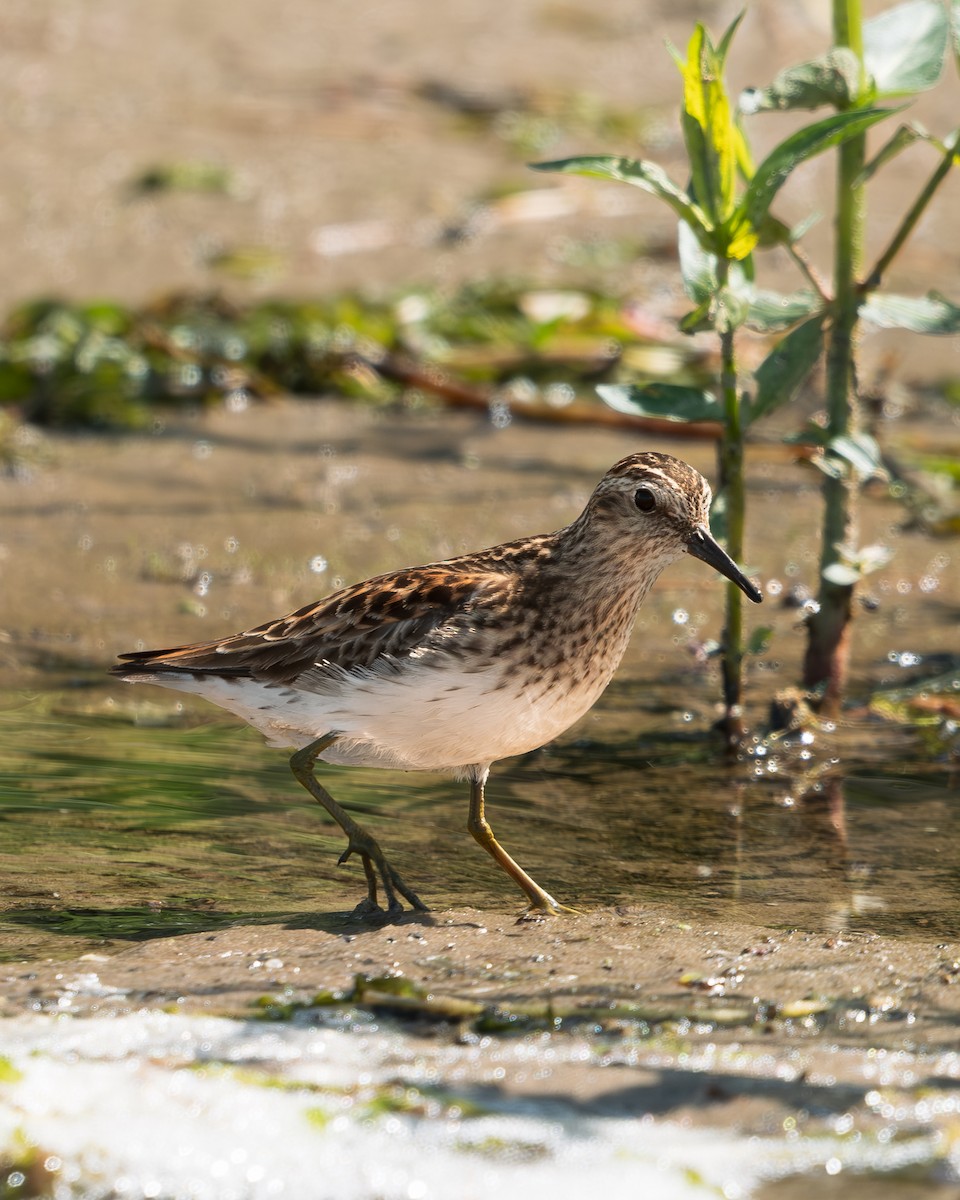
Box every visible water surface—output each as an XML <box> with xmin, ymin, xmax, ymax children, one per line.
<box><xmin>2</xmin><ymin>683</ymin><xmax>955</xmax><ymax>962</ymax></box>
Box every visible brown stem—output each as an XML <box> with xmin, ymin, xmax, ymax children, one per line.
<box><xmin>360</xmin><ymin>352</ymin><xmax>724</xmax><ymax>441</ymax></box>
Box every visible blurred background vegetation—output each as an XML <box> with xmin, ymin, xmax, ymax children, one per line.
<box><xmin>1</xmin><ymin>0</ymin><xmax>958</xmax><ymax>432</ymax></box>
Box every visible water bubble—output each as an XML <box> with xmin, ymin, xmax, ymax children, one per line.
<box><xmin>225</xmin><ymin>537</ymin><xmax>239</xmax><ymax>554</ymax></box>
<box><xmin>544</xmin><ymin>382</ymin><xmax>575</xmax><ymax>409</ymax></box>
<box><xmin>489</xmin><ymin>400</ymin><xmax>512</xmax><ymax>429</ymax></box>
<box><xmin>896</xmin><ymin>579</ymin><xmax>912</xmax><ymax>594</ymax></box>
<box><xmin>178</xmin><ymin>363</ymin><xmax>202</xmax><ymax>389</ymax></box>
<box><xmin>309</xmin><ymin>555</ymin><xmax>328</xmax><ymax>574</ymax></box>
<box><xmin>225</xmin><ymin>388</ymin><xmax>251</xmax><ymax>413</ymax></box>
<box><xmin>919</xmin><ymin>575</ymin><xmax>939</xmax><ymax>593</ymax></box>
<box><xmin>194</xmin><ymin>572</ymin><xmax>212</xmax><ymax>597</ymax></box>
<box><xmin>765</xmin><ymin>578</ymin><xmax>783</xmax><ymax>596</ymax></box>
<box><xmin>672</xmin><ymin>608</ymin><xmax>689</xmax><ymax>626</ymax></box>
<box><xmin>193</xmin><ymin>440</ymin><xmax>212</xmax><ymax>460</ymax></box>
<box><xmin>501</xmin><ymin>377</ymin><xmax>537</xmax><ymax>404</ymax></box>
<box><xmin>329</xmin><ymin>464</ymin><xmax>358</xmax><ymax>486</ymax></box>
<box><xmin>888</xmin><ymin>650</ymin><xmax>922</xmax><ymax>668</ymax></box>
<box><xmin>395</xmin><ymin>293</ymin><xmax>431</xmax><ymax>324</ymax></box>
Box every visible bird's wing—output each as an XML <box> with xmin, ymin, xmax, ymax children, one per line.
<box><xmin>111</xmin><ymin>563</ymin><xmax>516</xmax><ymax>686</ymax></box>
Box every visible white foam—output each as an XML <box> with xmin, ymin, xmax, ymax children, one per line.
<box><xmin>0</xmin><ymin>1013</ymin><xmax>942</xmax><ymax>1199</ymax></box>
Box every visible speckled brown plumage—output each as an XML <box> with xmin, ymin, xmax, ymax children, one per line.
<box><xmin>111</xmin><ymin>451</ymin><xmax>761</xmax><ymax>917</ymax></box>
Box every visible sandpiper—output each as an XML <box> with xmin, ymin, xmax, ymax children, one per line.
<box><xmin>111</xmin><ymin>451</ymin><xmax>761</xmax><ymax>916</ymax></box>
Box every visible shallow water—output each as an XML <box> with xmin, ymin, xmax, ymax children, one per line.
<box><xmin>1</xmin><ymin>402</ymin><xmax>958</xmax><ymax>1199</ymax></box>
<box><xmin>1</xmin><ymin>682</ymin><xmax>956</xmax><ymax>963</ymax></box>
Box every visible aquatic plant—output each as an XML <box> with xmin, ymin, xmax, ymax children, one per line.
<box><xmin>535</xmin><ymin>1</ymin><xmax>959</xmax><ymax>725</ymax></box>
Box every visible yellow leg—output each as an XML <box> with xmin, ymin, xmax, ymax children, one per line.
<box><xmin>290</xmin><ymin>735</ymin><xmax>427</xmax><ymax>917</ymax></box>
<box><xmin>467</xmin><ymin>773</ymin><xmax>577</xmax><ymax>915</ymax></box>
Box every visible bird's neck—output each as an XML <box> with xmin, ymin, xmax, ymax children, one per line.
<box><xmin>538</xmin><ymin>510</ymin><xmax>671</xmax><ymax>623</ymax></box>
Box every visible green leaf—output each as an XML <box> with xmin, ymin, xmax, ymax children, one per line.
<box><xmin>597</xmin><ymin>382</ymin><xmax>719</xmax><ymax>423</ymax></box>
<box><xmin>865</xmin><ymin>0</ymin><xmax>948</xmax><ymax>97</ymax></box>
<box><xmin>750</xmin><ymin>316</ymin><xmax>825</xmax><ymax>424</ymax></box>
<box><xmin>678</xmin><ymin>284</ymin><xmax>751</xmax><ymax>334</ymax></box>
<box><xmin>954</xmin><ymin>2</ymin><xmax>960</xmax><ymax>74</ymax></box>
<box><xmin>678</xmin><ymin>221</ymin><xmax>717</xmax><ymax>303</ymax></box>
<box><xmin>530</xmin><ymin>155</ymin><xmax>710</xmax><ymax>237</ymax></box>
<box><xmin>746</xmin><ymin>625</ymin><xmax>774</xmax><ymax>655</ymax></box>
<box><xmin>826</xmin><ymin>432</ymin><xmax>885</xmax><ymax>480</ymax></box>
<box><xmin>743</xmin><ymin>289</ymin><xmax>823</xmax><ymax>332</ymax></box>
<box><xmin>129</xmin><ymin>161</ymin><xmax>235</xmax><ymax>196</ymax></box>
<box><xmin>861</xmin><ymin>291</ymin><xmax>960</xmax><ymax>334</ymax></box>
<box><xmin>678</xmin><ymin>221</ymin><xmax>746</xmax><ymax>301</ymax></box>
<box><xmin>739</xmin><ymin>49</ymin><xmax>861</xmax><ymax>114</ymax></box>
<box><xmin>822</xmin><ymin>562</ymin><xmax>863</xmax><ymax>586</ymax></box>
<box><xmin>754</xmin><ymin>213</ymin><xmax>793</xmax><ymax>248</ymax></box>
<box><xmin>713</xmin><ymin>286</ymin><xmax>751</xmax><ymax>333</ymax></box>
<box><xmin>0</xmin><ymin>360</ymin><xmax>35</xmax><ymax>403</ymax></box>
<box><xmin>0</xmin><ymin>1056</ymin><xmax>23</xmax><ymax>1084</ymax></box>
<box><xmin>677</xmin><ymin>223</ymin><xmax>821</xmax><ymax>331</ymax></box>
<box><xmin>739</xmin><ymin>108</ymin><xmax>895</xmax><ymax>232</ymax></box>
<box><xmin>822</xmin><ymin>544</ymin><xmax>892</xmax><ymax>587</ymax></box>
<box><xmin>858</xmin><ymin>544</ymin><xmax>895</xmax><ymax>574</ymax></box>
<box><xmin>856</xmin><ymin>123</ymin><xmax>928</xmax><ymax>185</ymax></box>
<box><xmin>677</xmin><ymin>24</ymin><xmax>740</xmax><ymax>225</ymax></box>
<box><xmin>721</xmin><ymin>210</ymin><xmax>760</xmax><ymax>260</ymax></box>
<box><xmin>678</xmin><ymin>297</ymin><xmax>714</xmax><ymax>334</ymax></box>
<box><xmin>715</xmin><ymin>11</ymin><xmax>746</xmax><ymax>68</ymax></box>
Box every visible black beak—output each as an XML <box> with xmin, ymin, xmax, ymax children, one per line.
<box><xmin>687</xmin><ymin>525</ymin><xmax>762</xmax><ymax>603</ymax></box>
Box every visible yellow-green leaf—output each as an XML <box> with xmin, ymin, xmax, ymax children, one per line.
<box><xmin>723</xmin><ymin>212</ymin><xmax>760</xmax><ymax>260</ymax></box>
<box><xmin>678</xmin><ymin>24</ymin><xmax>739</xmax><ymax>224</ymax></box>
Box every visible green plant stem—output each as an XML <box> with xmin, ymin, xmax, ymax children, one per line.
<box><xmin>865</xmin><ymin>138</ymin><xmax>957</xmax><ymax>291</ymax></box>
<box><xmin>716</xmin><ymin>264</ymin><xmax>746</xmax><ymax>747</ymax></box>
<box><xmin>802</xmin><ymin>0</ymin><xmax>865</xmax><ymax>713</ymax></box>
<box><xmin>785</xmin><ymin>241</ymin><xmax>832</xmax><ymax>303</ymax></box>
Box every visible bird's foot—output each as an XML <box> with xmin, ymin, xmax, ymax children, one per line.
<box><xmin>516</xmin><ymin>894</ymin><xmax>582</xmax><ymax>922</ymax></box>
<box><xmin>347</xmin><ymin>895</ymin><xmax>413</xmax><ymax>925</ymax></box>
<box><xmin>349</xmin><ymin>895</ymin><xmax>388</xmax><ymax>921</ymax></box>
<box><xmin>338</xmin><ymin>842</ymin><xmax>429</xmax><ymax>915</ymax></box>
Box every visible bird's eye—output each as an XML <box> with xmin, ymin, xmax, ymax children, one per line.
<box><xmin>634</xmin><ymin>487</ymin><xmax>657</xmax><ymax>513</ymax></box>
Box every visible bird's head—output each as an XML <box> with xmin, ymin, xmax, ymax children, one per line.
<box><xmin>584</xmin><ymin>452</ymin><xmax>762</xmax><ymax>603</ymax></box>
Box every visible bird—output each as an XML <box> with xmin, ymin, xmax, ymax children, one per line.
<box><xmin>110</xmin><ymin>451</ymin><xmax>761</xmax><ymax>918</ymax></box>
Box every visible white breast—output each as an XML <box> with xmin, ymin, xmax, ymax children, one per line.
<box><xmin>135</xmin><ymin>655</ymin><xmax>610</xmax><ymax>774</ymax></box>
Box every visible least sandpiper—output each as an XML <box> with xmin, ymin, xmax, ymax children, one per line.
<box><xmin>111</xmin><ymin>452</ymin><xmax>761</xmax><ymax>916</ymax></box>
